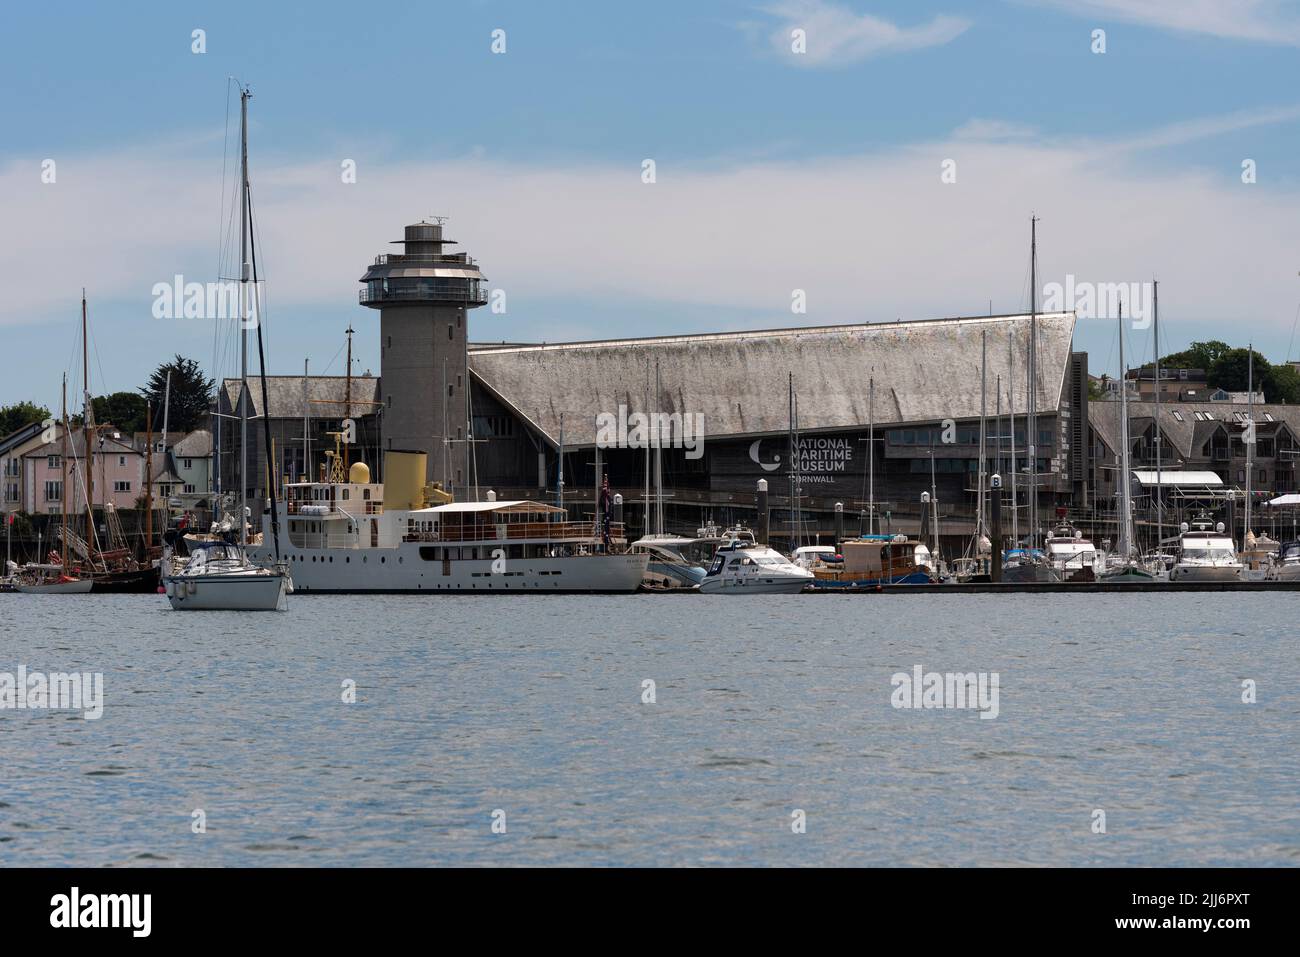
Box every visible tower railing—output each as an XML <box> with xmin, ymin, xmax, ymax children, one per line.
<box><xmin>372</xmin><ymin>253</ymin><xmax>480</xmax><ymax>266</ymax></box>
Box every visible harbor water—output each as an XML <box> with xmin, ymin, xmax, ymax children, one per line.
<box><xmin>0</xmin><ymin>592</ymin><xmax>1295</xmax><ymax>867</ymax></box>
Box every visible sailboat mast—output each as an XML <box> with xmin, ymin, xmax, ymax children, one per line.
<box><xmin>1245</xmin><ymin>343</ymin><xmax>1254</xmax><ymax>548</ymax></box>
<box><xmin>238</xmin><ymin>86</ymin><xmax>250</xmax><ymax>548</ymax></box>
<box><xmin>654</xmin><ymin>360</ymin><xmax>663</xmax><ymax>536</ymax></box>
<box><xmin>868</xmin><ymin>375</ymin><xmax>875</xmax><ymax>535</ymax></box>
<box><xmin>61</xmin><ymin>375</ymin><xmax>69</xmax><ymax>569</ymax></box>
<box><xmin>1028</xmin><ymin>215</ymin><xmax>1038</xmax><ymax>550</ymax></box>
<box><xmin>1008</xmin><ymin>333</ymin><xmax>1019</xmax><ymax>545</ymax></box>
<box><xmin>344</xmin><ymin>325</ymin><xmax>353</xmax><ymax>471</ymax></box>
<box><xmin>1152</xmin><ymin>279</ymin><xmax>1162</xmax><ymax>554</ymax></box>
<box><xmin>978</xmin><ymin>328</ymin><xmax>987</xmax><ymax>539</ymax></box>
<box><xmin>82</xmin><ymin>290</ymin><xmax>95</xmax><ymax>560</ymax></box>
<box><xmin>1118</xmin><ymin>301</ymin><xmax>1133</xmax><ymax>561</ymax></box>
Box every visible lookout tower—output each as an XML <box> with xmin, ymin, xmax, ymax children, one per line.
<box><xmin>359</xmin><ymin>220</ymin><xmax>488</xmax><ymax>488</ymax></box>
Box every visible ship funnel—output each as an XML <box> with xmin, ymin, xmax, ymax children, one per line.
<box><xmin>384</xmin><ymin>450</ymin><xmax>428</xmax><ymax>510</ymax></box>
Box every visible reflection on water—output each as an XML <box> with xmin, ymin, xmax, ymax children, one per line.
<box><xmin>0</xmin><ymin>592</ymin><xmax>1295</xmax><ymax>866</ymax></box>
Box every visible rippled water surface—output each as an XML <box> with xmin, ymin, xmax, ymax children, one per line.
<box><xmin>0</xmin><ymin>591</ymin><xmax>1296</xmax><ymax>866</ymax></box>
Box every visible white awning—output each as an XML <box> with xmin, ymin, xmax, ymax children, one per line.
<box><xmin>1266</xmin><ymin>493</ymin><xmax>1300</xmax><ymax>507</ymax></box>
<box><xmin>1131</xmin><ymin>470</ymin><xmax>1223</xmax><ymax>487</ymax></box>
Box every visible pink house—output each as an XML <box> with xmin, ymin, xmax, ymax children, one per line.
<box><xmin>22</xmin><ymin>428</ymin><xmax>145</xmax><ymax>515</ymax></box>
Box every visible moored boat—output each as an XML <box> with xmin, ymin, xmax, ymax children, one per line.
<box><xmin>698</xmin><ymin>526</ymin><xmax>813</xmax><ymax>594</ymax></box>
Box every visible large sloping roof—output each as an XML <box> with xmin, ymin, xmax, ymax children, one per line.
<box><xmin>468</xmin><ymin>313</ymin><xmax>1076</xmax><ymax>447</ymax></box>
<box><xmin>220</xmin><ymin>376</ymin><xmax>381</xmax><ymax>420</ymax></box>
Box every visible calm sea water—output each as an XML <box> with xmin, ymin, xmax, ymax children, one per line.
<box><xmin>0</xmin><ymin>591</ymin><xmax>1296</xmax><ymax>867</ymax></box>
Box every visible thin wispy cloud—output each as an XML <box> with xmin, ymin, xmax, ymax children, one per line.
<box><xmin>761</xmin><ymin>0</ymin><xmax>971</xmax><ymax>66</ymax></box>
<box><xmin>1027</xmin><ymin>0</ymin><xmax>1300</xmax><ymax>46</ymax></box>
<box><xmin>3</xmin><ymin>105</ymin><xmax>1298</xmax><ymax>346</ymax></box>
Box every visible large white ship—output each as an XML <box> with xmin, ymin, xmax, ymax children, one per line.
<box><xmin>244</xmin><ymin>450</ymin><xmax>647</xmax><ymax>593</ymax></box>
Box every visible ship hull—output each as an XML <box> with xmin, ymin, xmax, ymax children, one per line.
<box><xmin>164</xmin><ymin>572</ymin><xmax>289</xmax><ymax>610</ymax></box>
<box><xmin>1169</xmin><ymin>564</ymin><xmax>1242</xmax><ymax>583</ymax></box>
<box><xmin>244</xmin><ymin>544</ymin><xmax>648</xmax><ymax>594</ymax></box>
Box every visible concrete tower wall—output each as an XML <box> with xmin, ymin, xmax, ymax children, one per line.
<box><xmin>380</xmin><ymin>303</ymin><xmax>469</xmax><ymax>487</ymax></box>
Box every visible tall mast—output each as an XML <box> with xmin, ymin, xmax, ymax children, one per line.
<box><xmin>303</xmin><ymin>358</ymin><xmax>310</xmax><ymax>482</ymax></box>
<box><xmin>61</xmin><ymin>375</ymin><xmax>69</xmax><ymax>569</ymax></box>
<box><xmin>788</xmin><ymin>372</ymin><xmax>796</xmax><ymax>550</ymax></box>
<box><xmin>344</xmin><ymin>325</ymin><xmax>353</xmax><ymax>471</ymax></box>
<box><xmin>144</xmin><ymin>401</ymin><xmax>153</xmax><ymax>554</ymax></box>
<box><xmin>238</xmin><ymin>86</ymin><xmax>250</xmax><ymax>548</ymax></box>
<box><xmin>655</xmin><ymin>361</ymin><xmax>663</xmax><ymax>535</ymax></box>
<box><xmin>1245</xmin><ymin>342</ymin><xmax>1254</xmax><ymax>548</ymax></box>
<box><xmin>1118</xmin><ymin>301</ymin><xmax>1133</xmax><ymax>561</ymax></box>
<box><xmin>1027</xmin><ymin>215</ymin><xmax>1039</xmax><ymax>550</ymax></box>
<box><xmin>82</xmin><ymin>290</ymin><xmax>95</xmax><ymax>559</ymax></box>
<box><xmin>1008</xmin><ymin>333</ymin><xmax>1019</xmax><ymax>545</ymax></box>
<box><xmin>977</xmin><ymin>328</ymin><xmax>987</xmax><ymax>540</ymax></box>
<box><xmin>868</xmin><ymin>375</ymin><xmax>875</xmax><ymax>535</ymax></box>
<box><xmin>1152</xmin><ymin>279</ymin><xmax>1162</xmax><ymax>554</ymax></box>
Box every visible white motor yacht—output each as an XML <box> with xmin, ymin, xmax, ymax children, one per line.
<box><xmin>699</xmin><ymin>527</ymin><xmax>813</xmax><ymax>594</ymax></box>
<box><xmin>1268</xmin><ymin>540</ymin><xmax>1300</xmax><ymax>581</ymax></box>
<box><xmin>1170</xmin><ymin>519</ymin><xmax>1243</xmax><ymax>583</ymax></box>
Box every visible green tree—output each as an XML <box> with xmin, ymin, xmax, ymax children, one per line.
<box><xmin>91</xmin><ymin>391</ymin><xmax>149</xmax><ymax>433</ymax></box>
<box><xmin>141</xmin><ymin>356</ymin><xmax>214</xmax><ymax>434</ymax></box>
<box><xmin>0</xmin><ymin>401</ymin><xmax>52</xmax><ymax>437</ymax></box>
<box><xmin>1209</xmin><ymin>348</ymin><xmax>1269</xmax><ymax>394</ymax></box>
<box><xmin>1267</xmin><ymin>363</ymin><xmax>1300</xmax><ymax>404</ymax></box>
<box><xmin>1159</xmin><ymin>340</ymin><xmax>1231</xmax><ymax>371</ymax></box>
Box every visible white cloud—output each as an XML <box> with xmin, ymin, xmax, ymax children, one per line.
<box><xmin>2</xmin><ymin>107</ymin><xmax>1299</xmax><ymax>352</ymax></box>
<box><xmin>1027</xmin><ymin>0</ymin><xmax>1300</xmax><ymax>45</ymax></box>
<box><xmin>762</xmin><ymin>0</ymin><xmax>971</xmax><ymax>66</ymax></box>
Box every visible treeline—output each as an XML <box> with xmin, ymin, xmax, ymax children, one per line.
<box><xmin>1136</xmin><ymin>340</ymin><xmax>1300</xmax><ymax>404</ymax></box>
<box><xmin>0</xmin><ymin>355</ymin><xmax>215</xmax><ymax>437</ymax></box>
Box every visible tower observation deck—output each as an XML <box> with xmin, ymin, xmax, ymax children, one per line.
<box><xmin>360</xmin><ymin>220</ymin><xmax>488</xmax><ymax>487</ymax></box>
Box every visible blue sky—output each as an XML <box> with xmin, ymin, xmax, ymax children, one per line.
<box><xmin>3</xmin><ymin>0</ymin><xmax>1300</xmax><ymax>412</ymax></box>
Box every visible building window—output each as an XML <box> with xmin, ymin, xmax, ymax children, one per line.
<box><xmin>44</xmin><ymin>480</ymin><xmax>62</xmax><ymax>502</ymax></box>
<box><xmin>183</xmin><ymin>458</ymin><xmax>193</xmax><ymax>469</ymax></box>
<box><xmin>1171</xmin><ymin>411</ymin><xmax>1184</xmax><ymax>422</ymax></box>
<box><xmin>448</xmin><ymin>325</ymin><xmax>454</xmax><ymax>340</ymax></box>
<box><xmin>47</xmin><ymin>455</ymin><xmax>61</xmax><ymax>468</ymax></box>
<box><xmin>184</xmin><ymin>484</ymin><xmax>195</xmax><ymax>494</ymax></box>
<box><xmin>113</xmin><ymin>481</ymin><xmax>131</xmax><ymax>493</ymax></box>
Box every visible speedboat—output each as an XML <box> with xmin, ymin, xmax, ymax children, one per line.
<box><xmin>1268</xmin><ymin>541</ymin><xmax>1300</xmax><ymax>581</ymax></box>
<box><xmin>631</xmin><ymin>526</ymin><xmax>726</xmax><ymax>590</ymax></box>
<box><xmin>1169</xmin><ymin>519</ymin><xmax>1242</xmax><ymax>583</ymax></box>
<box><xmin>698</xmin><ymin>527</ymin><xmax>813</xmax><ymax>594</ymax></box>
<box><xmin>163</xmin><ymin>541</ymin><xmax>291</xmax><ymax>611</ymax></box>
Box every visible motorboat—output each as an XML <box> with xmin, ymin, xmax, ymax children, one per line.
<box><xmin>631</xmin><ymin>525</ymin><xmax>726</xmax><ymax>590</ymax></box>
<box><xmin>698</xmin><ymin>527</ymin><xmax>813</xmax><ymax>594</ymax></box>
<box><xmin>1169</xmin><ymin>519</ymin><xmax>1243</xmax><ymax>583</ymax></box>
<box><xmin>1268</xmin><ymin>540</ymin><xmax>1300</xmax><ymax>581</ymax></box>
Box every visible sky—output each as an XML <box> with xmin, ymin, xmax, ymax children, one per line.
<box><xmin>2</xmin><ymin>0</ymin><xmax>1299</xmax><ymax>414</ymax></box>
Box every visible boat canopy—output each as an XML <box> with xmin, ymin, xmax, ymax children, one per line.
<box><xmin>1131</xmin><ymin>470</ymin><xmax>1223</xmax><ymax>487</ymax></box>
<box><xmin>409</xmin><ymin>501</ymin><xmax>566</xmax><ymax>516</ymax></box>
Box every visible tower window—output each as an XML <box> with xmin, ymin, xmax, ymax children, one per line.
<box><xmin>448</xmin><ymin>385</ymin><xmax>453</xmax><ymax>398</ymax></box>
<box><xmin>448</xmin><ymin>325</ymin><xmax>454</xmax><ymax>340</ymax></box>
<box><xmin>457</xmin><ymin>375</ymin><xmax>462</xmax><ymax>388</ymax></box>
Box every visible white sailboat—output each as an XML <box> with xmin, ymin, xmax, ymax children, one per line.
<box><xmin>164</xmin><ymin>85</ymin><xmax>289</xmax><ymax>611</ymax></box>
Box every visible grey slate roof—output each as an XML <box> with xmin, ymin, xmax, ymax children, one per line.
<box><xmin>220</xmin><ymin>376</ymin><xmax>381</xmax><ymax>420</ymax></box>
<box><xmin>172</xmin><ymin>429</ymin><xmax>213</xmax><ymax>457</ymax></box>
<box><xmin>467</xmin><ymin>313</ymin><xmax>1077</xmax><ymax>447</ymax></box>
<box><xmin>1090</xmin><ymin>399</ymin><xmax>1300</xmax><ymax>459</ymax></box>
